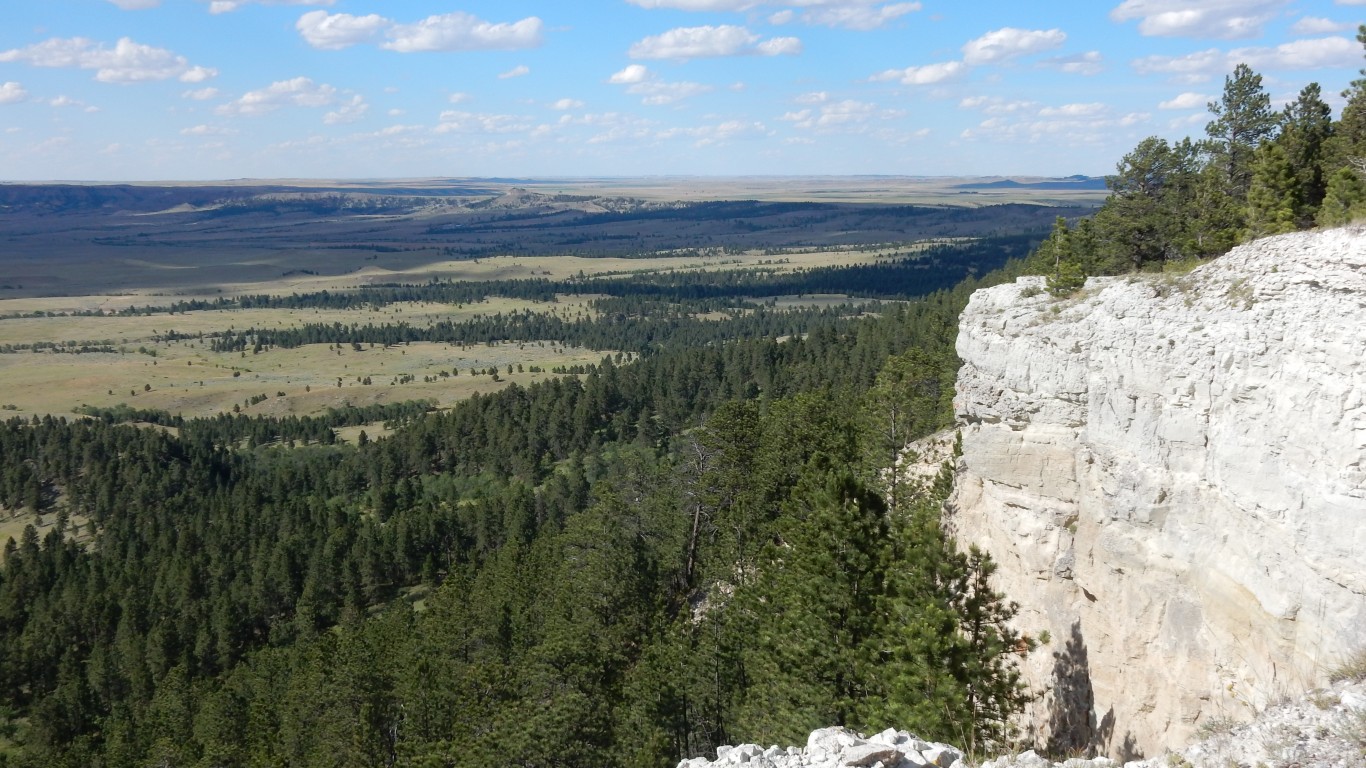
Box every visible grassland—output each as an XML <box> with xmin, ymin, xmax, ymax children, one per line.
<box><xmin>0</xmin><ymin>179</ymin><xmax>1088</xmax><ymax>421</ymax></box>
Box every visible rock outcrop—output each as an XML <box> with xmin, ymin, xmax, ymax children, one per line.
<box><xmin>676</xmin><ymin>727</ymin><xmax>965</xmax><ymax>768</ymax></box>
<box><xmin>949</xmin><ymin>227</ymin><xmax>1366</xmax><ymax>758</ymax></box>
<box><xmin>676</xmin><ymin>675</ymin><xmax>1366</xmax><ymax>768</ymax></box>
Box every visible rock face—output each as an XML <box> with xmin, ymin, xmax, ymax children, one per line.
<box><xmin>948</xmin><ymin>227</ymin><xmax>1366</xmax><ymax>759</ymax></box>
<box><xmin>675</xmin><ymin>727</ymin><xmax>965</xmax><ymax>768</ymax></box>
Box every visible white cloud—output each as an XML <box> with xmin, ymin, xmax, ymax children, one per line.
<box><xmin>607</xmin><ymin>64</ymin><xmax>712</xmax><ymax>104</ymax></box>
<box><xmin>609</xmin><ymin>65</ymin><xmax>650</xmax><ymax>84</ymax></box>
<box><xmin>1134</xmin><ymin>36</ymin><xmax>1360</xmax><ymax>81</ymax></box>
<box><xmin>0</xmin><ymin>82</ymin><xmax>28</xmax><ymax>104</ymax></box>
<box><xmin>435</xmin><ymin>110</ymin><xmax>532</xmax><ymax>134</ymax></box>
<box><xmin>294</xmin><ymin>10</ymin><xmax>543</xmax><ymax>52</ymax></box>
<box><xmin>324</xmin><ymin>94</ymin><xmax>369</xmax><ymax>124</ymax></box>
<box><xmin>207</xmin><ymin>0</ymin><xmax>334</xmax><ymax>13</ymax></box>
<box><xmin>1040</xmin><ymin>51</ymin><xmax>1103</xmax><ymax>75</ymax></box>
<box><xmin>498</xmin><ymin>65</ymin><xmax>531</xmax><ymax>79</ymax></box>
<box><xmin>296</xmin><ymin>11</ymin><xmax>388</xmax><ymax>50</ymax></box>
<box><xmin>0</xmin><ymin>37</ymin><xmax>215</xmax><ymax>84</ymax></box>
<box><xmin>107</xmin><ymin>0</ymin><xmax>160</xmax><ymax>9</ymax></box>
<box><xmin>870</xmin><ymin>60</ymin><xmax>966</xmax><ymax>85</ymax></box>
<box><xmin>181</xmin><ymin>124</ymin><xmax>237</xmax><ymax>136</ymax></box>
<box><xmin>180</xmin><ymin>66</ymin><xmax>218</xmax><ymax>83</ymax></box>
<box><xmin>448</xmin><ymin>92</ymin><xmax>472</xmax><ymax>103</ymax></box>
<box><xmin>1291</xmin><ymin>16</ymin><xmax>1356</xmax><ymax>34</ymax></box>
<box><xmin>782</xmin><ymin>98</ymin><xmax>903</xmax><ymax>133</ymax></box>
<box><xmin>628</xmin><ymin>25</ymin><xmax>801</xmax><ymax>60</ymax></box>
<box><xmin>1110</xmin><ymin>0</ymin><xmax>1286</xmax><ymax>40</ymax></box>
<box><xmin>779</xmin><ymin>3</ymin><xmax>922</xmax><ymax>31</ymax></box>
<box><xmin>962</xmin><ymin>27</ymin><xmax>1066</xmax><ymax>65</ymax></box>
<box><xmin>182</xmin><ymin>87</ymin><xmax>220</xmax><ymax>100</ymax></box>
<box><xmin>49</xmin><ymin>96</ymin><xmax>97</xmax><ymax>112</ymax></box>
<box><xmin>961</xmin><ymin>102</ymin><xmax>1151</xmax><ymax>145</ymax></box>
<box><xmin>550</xmin><ymin>98</ymin><xmax>584</xmax><ymax>110</ymax></box>
<box><xmin>1131</xmin><ymin>48</ymin><xmax>1225</xmax><ymax>81</ymax></box>
<box><xmin>1158</xmin><ymin>92</ymin><xmax>1211</xmax><ymax>109</ymax></box>
<box><xmin>216</xmin><ymin>76</ymin><xmax>338</xmax><ymax>116</ymax></box>
<box><xmin>384</xmin><ymin>13</ymin><xmax>543</xmax><ymax>53</ymax></box>
<box><xmin>627</xmin><ymin>0</ymin><xmax>920</xmax><ymax>28</ymax></box>
<box><xmin>657</xmin><ymin>119</ymin><xmax>768</xmax><ymax>146</ymax></box>
<box><xmin>638</xmin><ymin>81</ymin><xmax>713</xmax><ymax>105</ymax></box>
<box><xmin>959</xmin><ymin>96</ymin><xmax>1039</xmax><ymax>114</ymax></box>
<box><xmin>794</xmin><ymin>91</ymin><xmax>830</xmax><ymax>104</ymax></box>
<box><xmin>1038</xmin><ymin>102</ymin><xmax>1106</xmax><ymax>117</ymax></box>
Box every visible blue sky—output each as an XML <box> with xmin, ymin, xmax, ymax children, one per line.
<box><xmin>0</xmin><ymin>0</ymin><xmax>1363</xmax><ymax>180</ymax></box>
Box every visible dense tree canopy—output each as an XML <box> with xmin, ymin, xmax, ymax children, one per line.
<box><xmin>0</xmin><ymin>236</ymin><xmax>1039</xmax><ymax>767</ymax></box>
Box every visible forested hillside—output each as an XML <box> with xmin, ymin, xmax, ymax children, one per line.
<box><xmin>0</xmin><ymin>236</ymin><xmax>1039</xmax><ymax>767</ymax></box>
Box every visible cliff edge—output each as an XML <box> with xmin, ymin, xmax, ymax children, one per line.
<box><xmin>949</xmin><ymin>227</ymin><xmax>1366</xmax><ymax>759</ymax></box>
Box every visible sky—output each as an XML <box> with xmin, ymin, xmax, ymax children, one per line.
<box><xmin>0</xmin><ymin>0</ymin><xmax>1363</xmax><ymax>181</ymax></box>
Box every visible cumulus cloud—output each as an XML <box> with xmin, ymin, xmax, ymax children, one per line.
<box><xmin>0</xmin><ymin>82</ymin><xmax>28</xmax><ymax>104</ymax></box>
<box><xmin>180</xmin><ymin>66</ymin><xmax>217</xmax><ymax>83</ymax></box>
<box><xmin>769</xmin><ymin>2</ymin><xmax>922</xmax><ymax>31</ymax></box>
<box><xmin>324</xmin><ymin>94</ymin><xmax>369</xmax><ymax>124</ymax></box>
<box><xmin>550</xmin><ymin>98</ymin><xmax>584</xmax><ymax>110</ymax></box>
<box><xmin>498</xmin><ymin>65</ymin><xmax>531</xmax><ymax>79</ymax></box>
<box><xmin>609</xmin><ymin>65</ymin><xmax>650</xmax><ymax>85</ymax></box>
<box><xmin>607</xmin><ymin>64</ymin><xmax>713</xmax><ymax>104</ymax></box>
<box><xmin>0</xmin><ymin>37</ymin><xmax>216</xmax><ymax>84</ymax></box>
<box><xmin>794</xmin><ymin>91</ymin><xmax>830</xmax><ymax>104</ymax></box>
<box><xmin>870</xmin><ymin>61</ymin><xmax>966</xmax><ymax>85</ymax></box>
<box><xmin>1134</xmin><ymin>36</ymin><xmax>1360</xmax><ymax>81</ymax></box>
<box><xmin>448</xmin><ymin>92</ymin><xmax>472</xmax><ymax>103</ymax></box>
<box><xmin>1158</xmin><ymin>92</ymin><xmax>1211</xmax><ymax>109</ymax></box>
<box><xmin>296</xmin><ymin>11</ymin><xmax>388</xmax><ymax>50</ymax></box>
<box><xmin>1291</xmin><ymin>17</ymin><xmax>1355</xmax><ymax>34</ymax></box>
<box><xmin>628</xmin><ymin>25</ymin><xmax>801</xmax><ymax>60</ymax></box>
<box><xmin>295</xmin><ymin>10</ymin><xmax>543</xmax><ymax>52</ymax></box>
<box><xmin>182</xmin><ymin>87</ymin><xmax>220</xmax><ymax>100</ymax></box>
<box><xmin>962</xmin><ymin>27</ymin><xmax>1066</xmax><ymax>65</ymax></box>
<box><xmin>1110</xmin><ymin>0</ymin><xmax>1286</xmax><ymax>40</ymax></box>
<box><xmin>1040</xmin><ymin>51</ymin><xmax>1104</xmax><ymax>75</ymax></box>
<box><xmin>216</xmin><ymin>76</ymin><xmax>338</xmax><ymax>116</ymax></box>
<box><xmin>385</xmin><ymin>13</ymin><xmax>543</xmax><ymax>52</ymax></box>
<box><xmin>107</xmin><ymin>0</ymin><xmax>160</xmax><ymax>9</ymax></box>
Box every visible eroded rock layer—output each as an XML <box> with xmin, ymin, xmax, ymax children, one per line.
<box><xmin>949</xmin><ymin>227</ymin><xmax>1366</xmax><ymax>758</ymax></box>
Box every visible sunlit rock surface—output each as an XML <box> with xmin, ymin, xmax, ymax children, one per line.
<box><xmin>949</xmin><ymin>227</ymin><xmax>1366</xmax><ymax>758</ymax></box>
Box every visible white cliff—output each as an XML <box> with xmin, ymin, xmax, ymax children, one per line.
<box><xmin>948</xmin><ymin>227</ymin><xmax>1366</xmax><ymax>760</ymax></box>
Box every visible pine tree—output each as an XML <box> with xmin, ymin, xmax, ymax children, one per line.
<box><xmin>1245</xmin><ymin>142</ymin><xmax>1299</xmax><ymax>236</ymax></box>
<box><xmin>1206</xmin><ymin>63</ymin><xmax>1278</xmax><ymax>203</ymax></box>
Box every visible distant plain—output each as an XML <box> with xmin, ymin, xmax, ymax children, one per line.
<box><xmin>0</xmin><ymin>177</ymin><xmax>1099</xmax><ymax>420</ymax></box>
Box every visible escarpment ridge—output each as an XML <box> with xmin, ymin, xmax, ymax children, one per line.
<box><xmin>949</xmin><ymin>227</ymin><xmax>1366</xmax><ymax>758</ymax></box>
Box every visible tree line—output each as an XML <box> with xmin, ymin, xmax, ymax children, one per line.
<box><xmin>1032</xmin><ymin>30</ymin><xmax>1366</xmax><ymax>292</ymax></box>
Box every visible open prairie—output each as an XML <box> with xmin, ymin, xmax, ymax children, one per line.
<box><xmin>0</xmin><ymin>178</ymin><xmax>1096</xmax><ymax>419</ymax></box>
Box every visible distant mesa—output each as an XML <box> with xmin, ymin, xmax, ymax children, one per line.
<box><xmin>953</xmin><ymin>175</ymin><xmax>1107</xmax><ymax>191</ymax></box>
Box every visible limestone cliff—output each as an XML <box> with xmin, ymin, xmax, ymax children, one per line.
<box><xmin>948</xmin><ymin>227</ymin><xmax>1366</xmax><ymax>759</ymax></box>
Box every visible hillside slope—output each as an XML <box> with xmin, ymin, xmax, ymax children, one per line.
<box><xmin>949</xmin><ymin>227</ymin><xmax>1366</xmax><ymax>758</ymax></box>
